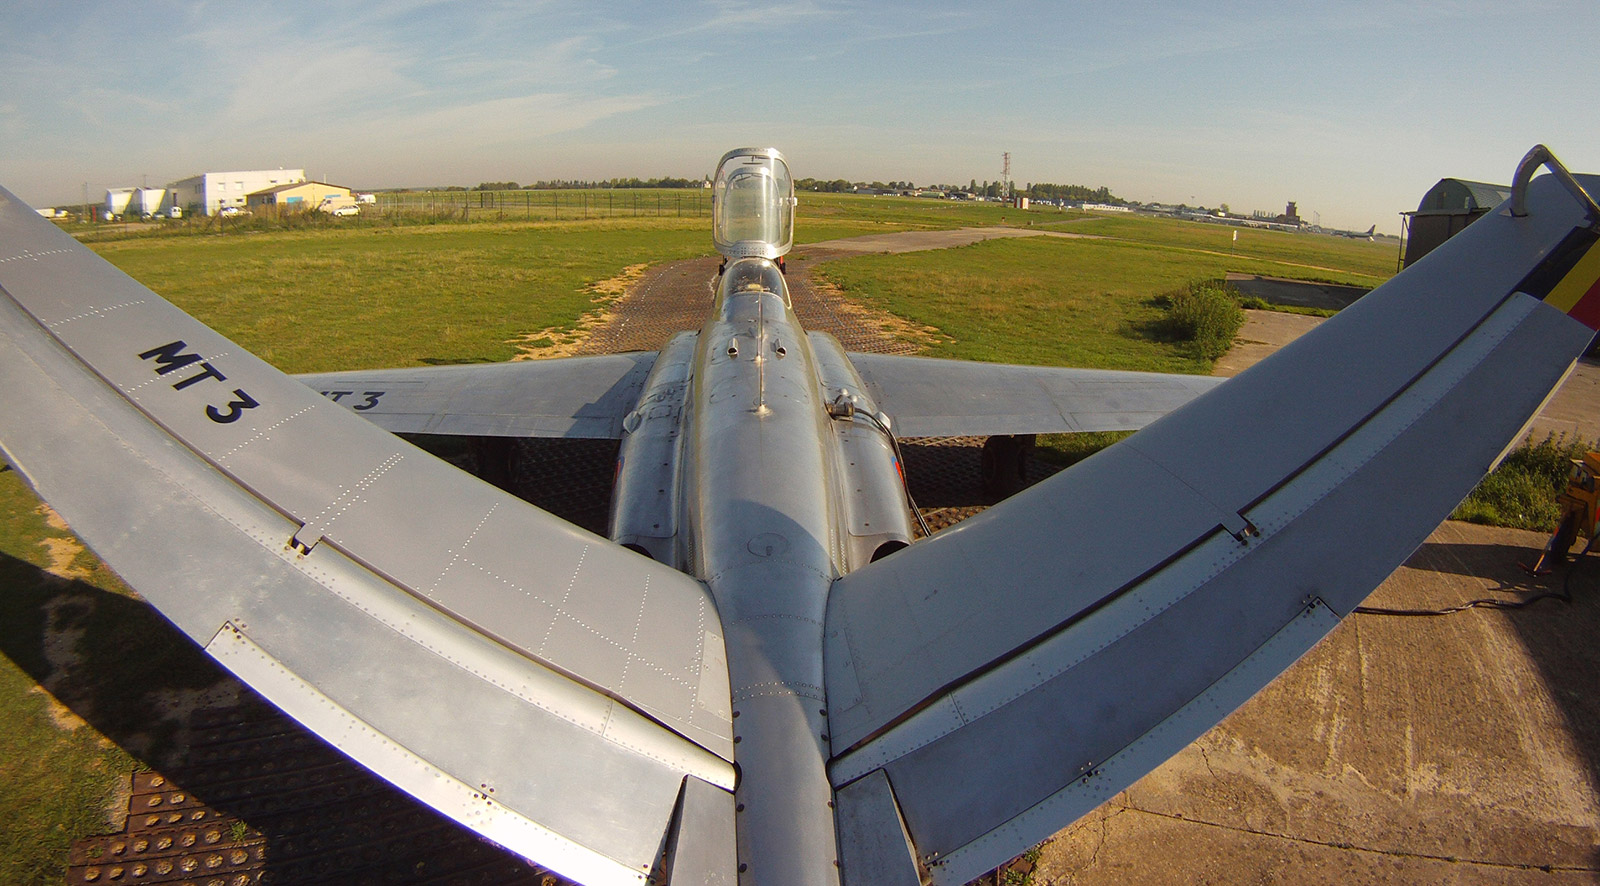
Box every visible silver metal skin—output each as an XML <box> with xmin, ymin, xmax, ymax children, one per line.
<box><xmin>664</xmin><ymin>776</ymin><xmax>738</xmax><ymax>885</ymax></box>
<box><xmin>2</xmin><ymin>148</ymin><xmax>1596</xmax><ymax>885</ymax></box>
<box><xmin>295</xmin><ymin>352</ymin><xmax>660</xmax><ymax>438</ymax></box>
<box><xmin>291</xmin><ymin>343</ymin><xmax>1225</xmax><ymax>443</ymax></box>
<box><xmin>0</xmin><ymin>189</ymin><xmax>733</xmax><ymax>886</ymax></box>
<box><xmin>681</xmin><ymin>258</ymin><xmax>844</xmax><ymax>885</ymax></box>
<box><xmin>834</xmin><ymin>771</ymin><xmax>922</xmax><ymax>885</ymax></box>
<box><xmin>806</xmin><ymin>333</ymin><xmax>916</xmax><ymax>566</ymax></box>
<box><xmin>1510</xmin><ymin>144</ymin><xmax>1600</xmax><ymax>223</ymax></box>
<box><xmin>843</xmin><ymin>351</ymin><xmax>1224</xmax><ymax>438</ymax></box>
<box><xmin>610</xmin><ymin>331</ymin><xmax>698</xmax><ymax>561</ymax></box>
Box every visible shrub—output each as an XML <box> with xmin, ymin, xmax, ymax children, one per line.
<box><xmin>1453</xmin><ymin>433</ymin><xmax>1594</xmax><ymax>531</ymax></box>
<box><xmin>1162</xmin><ymin>282</ymin><xmax>1245</xmax><ymax>360</ymax></box>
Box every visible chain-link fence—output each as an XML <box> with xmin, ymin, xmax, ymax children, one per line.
<box><xmin>374</xmin><ymin>188</ymin><xmax>711</xmax><ymax>222</ymax></box>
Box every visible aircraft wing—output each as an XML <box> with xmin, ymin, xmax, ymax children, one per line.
<box><xmin>843</xmin><ymin>351</ymin><xmax>1224</xmax><ymax>437</ymax></box>
<box><xmin>295</xmin><ymin>354</ymin><xmax>657</xmax><ymax>438</ymax></box>
<box><xmin>824</xmin><ymin>172</ymin><xmax>1600</xmax><ymax>884</ymax></box>
<box><xmin>0</xmin><ymin>188</ymin><xmax>734</xmax><ymax>886</ymax></box>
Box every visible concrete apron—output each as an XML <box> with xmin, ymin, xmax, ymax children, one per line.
<box><xmin>1031</xmin><ymin>311</ymin><xmax>1600</xmax><ymax>884</ymax></box>
<box><xmin>1034</xmin><ymin>520</ymin><xmax>1600</xmax><ymax>884</ymax></box>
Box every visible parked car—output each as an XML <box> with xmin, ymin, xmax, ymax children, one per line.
<box><xmin>330</xmin><ymin>204</ymin><xmax>362</xmax><ymax>217</ymax></box>
<box><xmin>218</xmin><ymin>206</ymin><xmax>246</xmax><ymax>217</ymax></box>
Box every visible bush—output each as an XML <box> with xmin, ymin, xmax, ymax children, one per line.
<box><xmin>1453</xmin><ymin>433</ymin><xmax>1594</xmax><ymax>531</ymax></box>
<box><xmin>1162</xmin><ymin>282</ymin><xmax>1245</xmax><ymax>360</ymax></box>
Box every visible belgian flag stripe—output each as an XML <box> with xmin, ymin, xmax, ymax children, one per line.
<box><xmin>1544</xmin><ymin>237</ymin><xmax>1600</xmax><ymax>330</ymax></box>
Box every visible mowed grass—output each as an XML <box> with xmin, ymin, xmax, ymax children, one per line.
<box><xmin>3</xmin><ymin>195</ymin><xmax>1400</xmax><ymax>880</ymax></box>
<box><xmin>795</xmin><ymin>192</ymin><xmax>1027</xmax><ymax>242</ymax></box>
<box><xmin>89</xmin><ymin>217</ymin><xmax>714</xmax><ymax>373</ymax></box>
<box><xmin>1044</xmin><ymin>213</ymin><xmax>1398</xmax><ymax>283</ymax></box>
<box><xmin>813</xmin><ymin>210</ymin><xmax>1396</xmax><ymax>468</ymax></box>
<box><xmin>816</xmin><ymin>231</ymin><xmax>1391</xmax><ymax>373</ymax></box>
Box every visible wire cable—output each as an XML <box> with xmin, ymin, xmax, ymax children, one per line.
<box><xmin>1353</xmin><ymin>536</ymin><xmax>1596</xmax><ymax>617</ymax></box>
<box><xmin>856</xmin><ymin>410</ymin><xmax>934</xmax><ymax>539</ymax></box>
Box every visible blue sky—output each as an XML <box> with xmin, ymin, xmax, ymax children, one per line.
<box><xmin>3</xmin><ymin>1</ymin><xmax>1597</xmax><ymax>233</ymax></box>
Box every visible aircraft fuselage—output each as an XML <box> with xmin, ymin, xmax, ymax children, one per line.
<box><xmin>610</xmin><ymin>256</ymin><xmax>913</xmax><ymax>884</ymax></box>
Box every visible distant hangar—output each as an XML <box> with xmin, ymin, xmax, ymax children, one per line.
<box><xmin>105</xmin><ymin>168</ymin><xmax>309</xmax><ymax>219</ymax></box>
<box><xmin>1400</xmin><ymin>177</ymin><xmax>1511</xmax><ymax>268</ymax></box>
<box><xmin>245</xmin><ymin>180</ymin><xmax>355</xmax><ymax>213</ymax></box>
<box><xmin>169</xmin><ymin>169</ymin><xmax>308</xmax><ymax>216</ymax></box>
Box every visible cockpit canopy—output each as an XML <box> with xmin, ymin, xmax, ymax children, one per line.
<box><xmin>716</xmin><ymin>257</ymin><xmax>789</xmax><ymax>313</ymax></box>
<box><xmin>712</xmin><ymin>147</ymin><xmax>796</xmax><ymax>260</ymax></box>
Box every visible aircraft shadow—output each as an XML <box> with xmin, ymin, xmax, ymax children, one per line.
<box><xmin>900</xmin><ymin>437</ymin><xmax>1063</xmax><ymax>510</ymax></box>
<box><xmin>1360</xmin><ymin>532</ymin><xmax>1600</xmax><ymax>874</ymax></box>
<box><xmin>0</xmin><ymin>432</ymin><xmax>1035</xmax><ymax>883</ymax></box>
<box><xmin>1501</xmin><ymin>556</ymin><xmax>1600</xmax><ymax>875</ymax></box>
<box><xmin>0</xmin><ymin>550</ymin><xmax>566</xmax><ymax>884</ymax></box>
<box><xmin>1402</xmin><ymin>539</ymin><xmax>1573</xmax><ymax>586</ymax></box>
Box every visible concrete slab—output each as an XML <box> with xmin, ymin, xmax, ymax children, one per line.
<box><xmin>1226</xmin><ymin>273</ymin><xmax>1370</xmax><ymax>311</ymax></box>
<box><xmin>1029</xmin><ymin>305</ymin><xmax>1600</xmax><ymax>883</ymax></box>
<box><xmin>1033</xmin><ymin>520</ymin><xmax>1600</xmax><ymax>883</ymax></box>
<box><xmin>1532</xmin><ymin>358</ymin><xmax>1600</xmax><ymax>444</ymax></box>
<box><xmin>1213</xmin><ymin>309</ymin><xmax>1599</xmax><ymax>444</ymax></box>
<box><xmin>1211</xmin><ymin>309</ymin><xmax>1327</xmax><ymax>378</ymax></box>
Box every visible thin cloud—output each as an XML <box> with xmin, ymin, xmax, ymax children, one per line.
<box><xmin>618</xmin><ymin>0</ymin><xmax>844</xmax><ymax>47</ymax></box>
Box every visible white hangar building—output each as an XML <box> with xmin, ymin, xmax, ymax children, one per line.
<box><xmin>168</xmin><ymin>169</ymin><xmax>307</xmax><ymax>216</ymax></box>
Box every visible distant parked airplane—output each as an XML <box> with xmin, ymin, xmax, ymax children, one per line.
<box><xmin>1325</xmin><ymin>223</ymin><xmax>1379</xmax><ymax>239</ymax></box>
<box><xmin>1</xmin><ymin>145</ymin><xmax>1596</xmax><ymax>885</ymax></box>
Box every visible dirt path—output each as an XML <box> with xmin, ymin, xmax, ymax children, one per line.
<box><xmin>561</xmin><ymin>252</ymin><xmax>925</xmax><ymax>357</ymax></box>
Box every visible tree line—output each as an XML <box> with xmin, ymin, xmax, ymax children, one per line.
<box><xmin>398</xmin><ymin>176</ymin><xmax>1124</xmax><ymax>203</ymax></box>
<box><xmin>1023</xmin><ymin>183</ymin><xmax>1123</xmax><ymax>204</ymax></box>
<box><xmin>791</xmin><ymin>176</ymin><xmax>1124</xmax><ymax>203</ymax></box>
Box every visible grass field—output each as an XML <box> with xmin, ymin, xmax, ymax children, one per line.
<box><xmin>814</xmin><ymin>228</ymin><xmax>1391</xmax><ymax>372</ymax></box>
<box><xmin>1041</xmin><ymin>213</ymin><xmax>1398</xmax><ymax>283</ymax></box>
<box><xmin>91</xmin><ymin>218</ymin><xmax>713</xmax><ymax>373</ymax></box>
<box><xmin>0</xmin><ymin>193</ymin><xmax>1422</xmax><ymax>883</ymax></box>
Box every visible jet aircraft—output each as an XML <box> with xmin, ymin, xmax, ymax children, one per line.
<box><xmin>1310</xmin><ymin>222</ymin><xmax>1380</xmax><ymax>240</ymax></box>
<box><xmin>1</xmin><ymin>145</ymin><xmax>1598</xmax><ymax>885</ymax></box>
